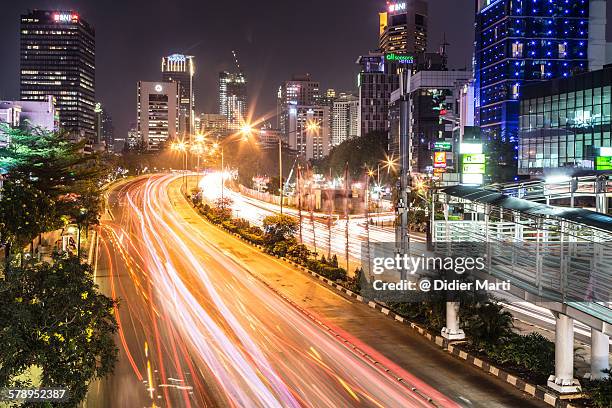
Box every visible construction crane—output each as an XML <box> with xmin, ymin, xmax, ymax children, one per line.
<box><xmin>231</xmin><ymin>50</ymin><xmax>242</xmax><ymax>73</ymax></box>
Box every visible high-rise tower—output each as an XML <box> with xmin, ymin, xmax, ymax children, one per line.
<box><xmin>219</xmin><ymin>71</ymin><xmax>247</xmax><ymax>131</ymax></box>
<box><xmin>162</xmin><ymin>54</ymin><xmax>195</xmax><ymax>136</ymax></box>
<box><xmin>20</xmin><ymin>10</ymin><xmax>95</xmax><ymax>139</ymax></box>
<box><xmin>474</xmin><ymin>0</ymin><xmax>594</xmax><ymax>181</ymax></box>
<box><xmin>379</xmin><ymin>0</ymin><xmax>428</xmax><ymax>55</ymax></box>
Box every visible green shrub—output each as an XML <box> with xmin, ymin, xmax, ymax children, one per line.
<box><xmin>269</xmin><ymin>239</ymin><xmax>296</xmax><ymax>257</ymax></box>
<box><xmin>463</xmin><ymin>302</ymin><xmax>514</xmax><ymax>348</ymax></box>
<box><xmin>262</xmin><ymin>215</ymin><xmax>298</xmax><ymax>248</ymax></box>
<box><xmin>319</xmin><ymin>265</ymin><xmax>347</xmax><ymax>281</ymax></box>
<box><xmin>286</xmin><ymin>244</ymin><xmax>311</xmax><ymax>263</ymax></box>
<box><xmin>240</xmin><ymin>232</ymin><xmax>264</xmax><ymax>245</ymax></box>
<box><xmin>487</xmin><ymin>333</ymin><xmax>554</xmax><ymax>380</ymax></box>
<box><xmin>583</xmin><ymin>370</ymin><xmax>612</xmax><ymax>408</ymax></box>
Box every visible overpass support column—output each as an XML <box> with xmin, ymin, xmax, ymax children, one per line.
<box><xmin>585</xmin><ymin>328</ymin><xmax>610</xmax><ymax>380</ymax></box>
<box><xmin>441</xmin><ymin>302</ymin><xmax>465</xmax><ymax>340</ymax></box>
<box><xmin>548</xmin><ymin>314</ymin><xmax>581</xmax><ymax>393</ymax></box>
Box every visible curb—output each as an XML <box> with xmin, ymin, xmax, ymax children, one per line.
<box><xmin>197</xmin><ymin>208</ymin><xmax>579</xmax><ymax>408</ymax></box>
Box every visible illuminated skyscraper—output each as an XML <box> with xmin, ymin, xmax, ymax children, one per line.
<box><xmin>474</xmin><ymin>0</ymin><xmax>607</xmax><ymax>181</ymax></box>
<box><xmin>20</xmin><ymin>10</ymin><xmax>95</xmax><ymax>139</ymax></box>
<box><xmin>277</xmin><ymin>74</ymin><xmax>320</xmax><ymax>140</ymax></box>
<box><xmin>379</xmin><ymin>0</ymin><xmax>428</xmax><ymax>55</ymax></box>
<box><xmin>137</xmin><ymin>81</ymin><xmax>179</xmax><ymax>150</ymax></box>
<box><xmin>162</xmin><ymin>54</ymin><xmax>195</xmax><ymax>136</ymax></box>
<box><xmin>219</xmin><ymin>71</ymin><xmax>248</xmax><ymax>131</ymax></box>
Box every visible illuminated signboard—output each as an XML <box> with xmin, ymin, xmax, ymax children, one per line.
<box><xmin>167</xmin><ymin>54</ymin><xmax>187</xmax><ymax>63</ymax></box>
<box><xmin>462</xmin><ymin>173</ymin><xmax>484</xmax><ymax>185</ymax></box>
<box><xmin>385</xmin><ymin>53</ymin><xmax>414</xmax><ymax>65</ymax></box>
<box><xmin>462</xmin><ymin>163</ymin><xmax>486</xmax><ymax>174</ymax></box>
<box><xmin>154</xmin><ymin>84</ymin><xmax>163</xmax><ymax>92</ymax></box>
<box><xmin>433</xmin><ymin>152</ymin><xmax>447</xmax><ymax>168</ymax></box>
<box><xmin>459</xmin><ymin>143</ymin><xmax>482</xmax><ymax>154</ymax></box>
<box><xmin>53</xmin><ymin>13</ymin><xmax>78</xmax><ymax>23</ymax></box>
<box><xmin>433</xmin><ymin>141</ymin><xmax>452</xmax><ymax>152</ymax></box>
<box><xmin>461</xmin><ymin>151</ymin><xmax>485</xmax><ymax>184</ymax></box>
<box><xmin>462</xmin><ymin>153</ymin><xmax>485</xmax><ymax>164</ymax></box>
<box><xmin>388</xmin><ymin>2</ymin><xmax>407</xmax><ymax>13</ymax></box>
<box><xmin>598</xmin><ymin>147</ymin><xmax>612</xmax><ymax>156</ymax></box>
<box><xmin>595</xmin><ymin>156</ymin><xmax>612</xmax><ymax>171</ymax></box>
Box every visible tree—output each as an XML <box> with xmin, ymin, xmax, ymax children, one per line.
<box><xmin>0</xmin><ymin>256</ymin><xmax>118</xmax><ymax>406</ymax></box>
<box><xmin>463</xmin><ymin>302</ymin><xmax>514</xmax><ymax>348</ymax></box>
<box><xmin>0</xmin><ymin>126</ymin><xmax>109</xmax><ymax>263</ymax></box>
<box><xmin>312</xmin><ymin>131</ymin><xmax>388</xmax><ymax>178</ymax></box>
<box><xmin>0</xmin><ymin>178</ymin><xmax>57</xmax><ymax>264</ymax></box>
<box><xmin>584</xmin><ymin>370</ymin><xmax>612</xmax><ymax>408</ymax></box>
<box><xmin>262</xmin><ymin>214</ymin><xmax>298</xmax><ymax>248</ymax></box>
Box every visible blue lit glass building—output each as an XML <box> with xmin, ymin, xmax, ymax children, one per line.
<box><xmin>474</xmin><ymin>0</ymin><xmax>591</xmax><ymax>181</ymax></box>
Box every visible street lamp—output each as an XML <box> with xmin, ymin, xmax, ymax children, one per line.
<box><xmin>171</xmin><ymin>141</ymin><xmax>189</xmax><ymax>193</ymax></box>
<box><xmin>215</xmin><ymin>127</ymin><xmax>252</xmax><ymax>207</ymax></box>
<box><xmin>280</xmin><ymin>120</ymin><xmax>322</xmax><ymax>215</ymax></box>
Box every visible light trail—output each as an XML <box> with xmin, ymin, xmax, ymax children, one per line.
<box><xmin>98</xmin><ymin>174</ymin><xmax>459</xmax><ymax>407</ymax></box>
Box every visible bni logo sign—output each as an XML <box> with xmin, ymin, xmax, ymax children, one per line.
<box><xmin>388</xmin><ymin>2</ymin><xmax>407</xmax><ymax>13</ymax></box>
<box><xmin>53</xmin><ymin>13</ymin><xmax>78</xmax><ymax>23</ymax></box>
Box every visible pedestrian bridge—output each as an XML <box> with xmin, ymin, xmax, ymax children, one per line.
<box><xmin>435</xmin><ymin>185</ymin><xmax>611</xmax><ymax>334</ymax></box>
<box><xmin>434</xmin><ymin>185</ymin><xmax>611</xmax><ymax>389</ymax></box>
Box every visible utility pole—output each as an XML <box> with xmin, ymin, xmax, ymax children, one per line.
<box><xmin>221</xmin><ymin>147</ymin><xmax>224</xmax><ymax>205</ymax></box>
<box><xmin>279</xmin><ymin>136</ymin><xmax>283</xmax><ymax>214</ymax></box>
<box><xmin>297</xmin><ymin>165</ymin><xmax>303</xmax><ymax>243</ymax></box>
<box><xmin>395</xmin><ymin>67</ymin><xmax>412</xmax><ymax>279</ymax></box>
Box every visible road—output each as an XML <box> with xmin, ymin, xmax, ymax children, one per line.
<box><xmin>89</xmin><ymin>174</ymin><xmax>484</xmax><ymax>407</ymax></box>
<box><xmin>207</xmin><ymin>174</ymin><xmax>608</xmax><ymax>353</ymax></box>
<box><xmin>197</xmin><ymin>172</ymin><xmax>427</xmax><ymax>273</ymax></box>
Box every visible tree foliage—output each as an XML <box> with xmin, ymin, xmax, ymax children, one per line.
<box><xmin>312</xmin><ymin>131</ymin><xmax>388</xmax><ymax>177</ymax></box>
<box><xmin>0</xmin><ymin>256</ymin><xmax>118</xmax><ymax>406</ymax></box>
<box><xmin>262</xmin><ymin>215</ymin><xmax>299</xmax><ymax>248</ymax></box>
<box><xmin>463</xmin><ymin>302</ymin><xmax>514</xmax><ymax>348</ymax></box>
<box><xmin>0</xmin><ymin>126</ymin><xmax>107</xmax><ymax>262</ymax></box>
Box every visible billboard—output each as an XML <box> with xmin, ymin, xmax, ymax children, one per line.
<box><xmin>433</xmin><ymin>141</ymin><xmax>452</xmax><ymax>152</ymax></box>
<box><xmin>595</xmin><ymin>156</ymin><xmax>612</xmax><ymax>171</ymax></box>
<box><xmin>433</xmin><ymin>152</ymin><xmax>447</xmax><ymax>168</ymax></box>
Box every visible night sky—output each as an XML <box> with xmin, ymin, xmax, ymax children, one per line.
<box><xmin>0</xmin><ymin>1</ymin><xmax>610</xmax><ymax>138</ymax></box>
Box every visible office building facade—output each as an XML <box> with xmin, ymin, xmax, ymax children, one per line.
<box><xmin>277</xmin><ymin>74</ymin><xmax>320</xmax><ymax>139</ymax></box>
<box><xmin>20</xmin><ymin>10</ymin><xmax>95</xmax><ymax>139</ymax></box>
<box><xmin>162</xmin><ymin>54</ymin><xmax>195</xmax><ymax>136</ymax></box>
<box><xmin>518</xmin><ymin>66</ymin><xmax>612</xmax><ymax>175</ymax></box>
<box><xmin>288</xmin><ymin>106</ymin><xmax>330</xmax><ymax>160</ymax></box>
<box><xmin>0</xmin><ymin>96</ymin><xmax>58</xmax><ymax>146</ymax></box>
<box><xmin>137</xmin><ymin>81</ymin><xmax>179</xmax><ymax>150</ymax></box>
<box><xmin>474</xmin><ymin>0</ymin><xmax>606</xmax><ymax>181</ymax></box>
<box><xmin>356</xmin><ymin>53</ymin><xmax>399</xmax><ymax>137</ymax></box>
<box><xmin>219</xmin><ymin>71</ymin><xmax>247</xmax><ymax>131</ymax></box>
<box><xmin>332</xmin><ymin>94</ymin><xmax>359</xmax><ymax>146</ymax></box>
<box><xmin>379</xmin><ymin>0</ymin><xmax>428</xmax><ymax>55</ymax></box>
<box><xmin>200</xmin><ymin>113</ymin><xmax>228</xmax><ymax>139</ymax></box>
<box><xmin>409</xmin><ymin>70</ymin><xmax>472</xmax><ymax>173</ymax></box>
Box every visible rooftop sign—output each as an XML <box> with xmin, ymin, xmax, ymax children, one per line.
<box><xmin>385</xmin><ymin>53</ymin><xmax>414</xmax><ymax>64</ymax></box>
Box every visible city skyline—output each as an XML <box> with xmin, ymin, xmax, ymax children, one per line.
<box><xmin>0</xmin><ymin>0</ymin><xmax>480</xmax><ymax>139</ymax></box>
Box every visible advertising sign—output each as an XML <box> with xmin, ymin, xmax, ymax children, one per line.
<box><xmin>433</xmin><ymin>141</ymin><xmax>452</xmax><ymax>152</ymax></box>
<box><xmin>595</xmin><ymin>156</ymin><xmax>612</xmax><ymax>171</ymax></box>
<box><xmin>462</xmin><ymin>163</ymin><xmax>486</xmax><ymax>174</ymax></box>
<box><xmin>385</xmin><ymin>53</ymin><xmax>414</xmax><ymax>65</ymax></box>
<box><xmin>462</xmin><ymin>153</ymin><xmax>485</xmax><ymax>164</ymax></box>
<box><xmin>433</xmin><ymin>152</ymin><xmax>447</xmax><ymax>168</ymax></box>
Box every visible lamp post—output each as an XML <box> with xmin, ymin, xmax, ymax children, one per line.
<box><xmin>214</xmin><ymin>126</ymin><xmax>252</xmax><ymax>207</ymax></box>
<box><xmin>280</xmin><ymin>120</ymin><xmax>321</xmax><ymax>215</ymax></box>
<box><xmin>171</xmin><ymin>141</ymin><xmax>188</xmax><ymax>194</ymax></box>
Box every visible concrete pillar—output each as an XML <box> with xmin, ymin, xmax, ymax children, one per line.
<box><xmin>441</xmin><ymin>301</ymin><xmax>465</xmax><ymax>340</ymax></box>
<box><xmin>586</xmin><ymin>328</ymin><xmax>610</xmax><ymax>380</ymax></box>
<box><xmin>548</xmin><ymin>314</ymin><xmax>581</xmax><ymax>393</ymax></box>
